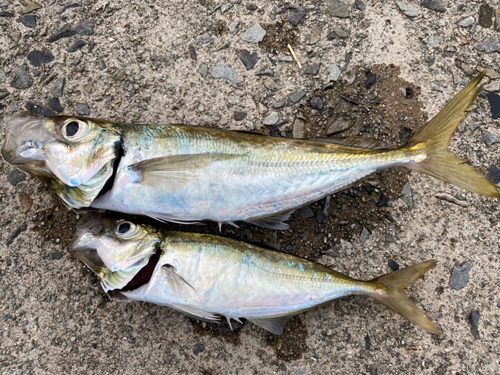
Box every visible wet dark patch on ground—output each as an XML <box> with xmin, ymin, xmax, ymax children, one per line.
<box><xmin>189</xmin><ymin>317</ymin><xmax>243</xmax><ymax>345</ymax></box>
<box><xmin>32</xmin><ymin>199</ymin><xmax>78</xmax><ymax>249</ymax></box>
<box><xmin>264</xmin><ymin>316</ymin><xmax>308</xmax><ymax>361</ymax></box>
<box><xmin>261</xmin><ymin>22</ymin><xmax>299</xmax><ymax>54</ymax></box>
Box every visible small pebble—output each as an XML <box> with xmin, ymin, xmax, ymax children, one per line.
<box><xmin>280</xmin><ymin>56</ymin><xmax>294</xmax><ymax>62</ymax></box>
<box><xmin>458</xmin><ymin>16</ymin><xmax>475</xmax><ymax>27</ymax></box>
<box><xmin>299</xmin><ymin>205</ymin><xmax>314</xmax><ymax>219</ymax></box>
<box><xmin>487</xmin><ymin>93</ymin><xmax>500</xmax><ymax>119</ymax></box>
<box><xmin>212</xmin><ymin>58</ymin><xmax>241</xmax><ymax>83</ymax></box>
<box><xmin>288</xmin><ymin>91</ymin><xmax>306</xmax><ymax>103</ymax></box>
<box><xmin>304</xmin><ymin>63</ymin><xmax>320</xmax><ymax>76</ymax></box>
<box><xmin>48</xmin><ymin>97</ymin><xmax>64</xmax><ymax>113</ymax></box>
<box><xmin>327</xmin><ymin>117</ymin><xmax>351</xmax><ymax>134</ymax></box>
<box><xmin>11</xmin><ymin>64</ymin><xmax>33</xmax><ymax>89</ymax></box>
<box><xmin>75</xmin><ymin>20</ymin><xmax>94</xmax><ymax>35</ymax></box>
<box><xmin>400</xmin><ymin>183</ymin><xmax>413</xmax><ymax>209</ymax></box>
<box><xmin>388</xmin><ymin>259</ymin><xmax>400</xmax><ymax>270</ymax></box>
<box><xmin>482</xmin><ymin>131</ymin><xmax>500</xmax><ymax>147</ymax></box>
<box><xmin>328</xmin><ymin>63</ymin><xmax>341</xmax><ymax>82</ymax></box>
<box><xmin>486</xmin><ymin>165</ymin><xmax>500</xmax><ymax>183</ymax></box>
<box><xmin>288</xmin><ymin>8</ymin><xmax>306</xmax><ymax>26</ymax></box>
<box><xmin>421</xmin><ymin>0</ymin><xmax>445</xmax><ymax>13</ymax></box>
<box><xmin>48</xmin><ymin>26</ymin><xmax>76</xmax><ymax>43</ymax></box>
<box><xmin>478</xmin><ymin>3</ymin><xmax>494</xmax><ymax>28</ymax></box>
<box><xmin>468</xmin><ymin>310</ymin><xmax>480</xmax><ymax>339</ymax></box>
<box><xmin>310</xmin><ymin>97</ymin><xmax>323</xmax><ymax>110</ymax></box>
<box><xmin>240</xmin><ymin>24</ymin><xmax>266</xmax><ymax>43</ymax></box>
<box><xmin>376</xmin><ymin>193</ymin><xmax>388</xmax><ymax>207</ymax></box>
<box><xmin>450</xmin><ymin>262</ymin><xmax>473</xmax><ymax>291</ymax></box>
<box><xmin>50</xmin><ymin>77</ymin><xmax>65</xmax><ymax>97</ymax></box>
<box><xmin>316</xmin><ymin>210</ymin><xmax>326</xmax><ymax>223</ymax></box>
<box><xmin>197</xmin><ymin>64</ymin><xmax>208</xmax><ymax>77</ymax></box>
<box><xmin>397</xmin><ymin>2</ymin><xmax>421</xmax><ymax>18</ymax></box>
<box><xmin>16</xmin><ymin>14</ymin><xmax>36</xmax><ymax>29</ymax></box>
<box><xmin>67</xmin><ymin>39</ymin><xmax>86</xmax><ymax>53</ymax></box>
<box><xmin>233</xmin><ymin>111</ymin><xmax>246</xmax><ymax>121</ymax></box>
<box><xmin>255</xmin><ymin>68</ymin><xmax>274</xmax><ymax>76</ymax></box>
<box><xmin>240</xmin><ymin>50</ymin><xmax>259</xmax><ymax>70</ymax></box>
<box><xmin>327</xmin><ymin>0</ymin><xmax>350</xmax><ymax>18</ymax></box>
<box><xmin>263</xmin><ymin>112</ymin><xmax>279</xmax><ymax>126</ymax></box>
<box><xmin>8</xmin><ymin>170</ymin><xmax>26</xmax><ymax>186</ymax></box>
<box><xmin>76</xmin><ymin>104</ymin><xmax>90</xmax><ymax>116</ymax></box>
<box><xmin>26</xmin><ymin>102</ymin><xmax>55</xmax><ymax>116</ymax></box>
<box><xmin>365</xmin><ymin>73</ymin><xmax>376</xmax><ymax>89</ymax></box>
<box><xmin>354</xmin><ymin>0</ymin><xmax>366</xmax><ymax>11</ymax></box>
<box><xmin>474</xmin><ymin>37</ymin><xmax>500</xmax><ymax>53</ymax></box>
<box><xmin>293</xmin><ymin>118</ymin><xmax>306</xmax><ymax>138</ymax></box>
<box><xmin>229</xmin><ymin>20</ymin><xmax>241</xmax><ymax>33</ymax></box>
<box><xmin>27</xmin><ymin>50</ymin><xmax>54</xmax><ymax>67</ymax></box>
<box><xmin>359</xmin><ymin>226</ymin><xmax>370</xmax><ymax>245</ymax></box>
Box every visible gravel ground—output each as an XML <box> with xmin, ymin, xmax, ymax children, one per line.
<box><xmin>1</xmin><ymin>0</ymin><xmax>500</xmax><ymax>374</ymax></box>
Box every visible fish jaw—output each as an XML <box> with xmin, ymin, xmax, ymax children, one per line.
<box><xmin>2</xmin><ymin>112</ymin><xmax>54</xmax><ymax>165</ymax></box>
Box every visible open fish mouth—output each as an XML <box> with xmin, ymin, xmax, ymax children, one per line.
<box><xmin>2</xmin><ymin>112</ymin><xmax>53</xmax><ymax>165</ymax></box>
<box><xmin>70</xmin><ymin>213</ymin><xmax>162</xmax><ymax>292</ymax></box>
<box><xmin>70</xmin><ymin>213</ymin><xmax>108</xmax><ymax>271</ymax></box>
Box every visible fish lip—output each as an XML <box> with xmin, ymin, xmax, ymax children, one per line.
<box><xmin>2</xmin><ymin>112</ymin><xmax>52</xmax><ymax>164</ymax></box>
<box><xmin>70</xmin><ymin>212</ymin><xmax>106</xmax><ymax>251</ymax></box>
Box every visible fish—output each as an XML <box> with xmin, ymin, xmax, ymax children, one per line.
<box><xmin>2</xmin><ymin>72</ymin><xmax>499</xmax><ymax>229</ymax></box>
<box><xmin>70</xmin><ymin>214</ymin><xmax>441</xmax><ymax>335</ymax></box>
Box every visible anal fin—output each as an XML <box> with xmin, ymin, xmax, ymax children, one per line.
<box><xmin>246</xmin><ymin>315</ymin><xmax>293</xmax><ymax>335</ymax></box>
<box><xmin>245</xmin><ymin>210</ymin><xmax>294</xmax><ymax>230</ymax></box>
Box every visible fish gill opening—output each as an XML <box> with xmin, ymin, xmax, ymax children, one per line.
<box><xmin>115</xmin><ymin>243</ymin><xmax>162</xmax><ymax>292</ymax></box>
<box><xmin>96</xmin><ymin>138</ymin><xmax>124</xmax><ymax>198</ymax></box>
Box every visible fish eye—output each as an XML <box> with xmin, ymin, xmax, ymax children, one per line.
<box><xmin>61</xmin><ymin>119</ymin><xmax>88</xmax><ymax>140</ymax></box>
<box><xmin>114</xmin><ymin>221</ymin><xmax>140</xmax><ymax>238</ymax></box>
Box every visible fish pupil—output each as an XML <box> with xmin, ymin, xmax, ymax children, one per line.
<box><xmin>65</xmin><ymin>121</ymin><xmax>80</xmax><ymax>137</ymax></box>
<box><xmin>117</xmin><ymin>222</ymin><xmax>131</xmax><ymax>234</ymax></box>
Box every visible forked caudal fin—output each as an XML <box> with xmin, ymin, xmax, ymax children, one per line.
<box><xmin>403</xmin><ymin>71</ymin><xmax>500</xmax><ymax>198</ymax></box>
<box><xmin>368</xmin><ymin>260</ymin><xmax>440</xmax><ymax>335</ymax></box>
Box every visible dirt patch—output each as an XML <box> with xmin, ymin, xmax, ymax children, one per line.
<box><xmin>32</xmin><ymin>199</ymin><xmax>78</xmax><ymax>250</ymax></box>
<box><xmin>261</xmin><ymin>22</ymin><xmax>299</xmax><ymax>54</ymax></box>
<box><xmin>265</xmin><ymin>316</ymin><xmax>309</xmax><ymax>361</ymax></box>
<box><xmin>189</xmin><ymin>317</ymin><xmax>243</xmax><ymax>346</ymax></box>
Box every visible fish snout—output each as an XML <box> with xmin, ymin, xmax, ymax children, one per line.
<box><xmin>2</xmin><ymin>112</ymin><xmax>51</xmax><ymax>164</ymax></box>
<box><xmin>70</xmin><ymin>213</ymin><xmax>106</xmax><ymax>251</ymax></box>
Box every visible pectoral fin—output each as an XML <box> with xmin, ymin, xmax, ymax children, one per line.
<box><xmin>128</xmin><ymin>153</ymin><xmax>238</xmax><ymax>190</ymax></box>
<box><xmin>246</xmin><ymin>315</ymin><xmax>293</xmax><ymax>335</ymax></box>
<box><xmin>162</xmin><ymin>264</ymin><xmax>196</xmax><ymax>293</ymax></box>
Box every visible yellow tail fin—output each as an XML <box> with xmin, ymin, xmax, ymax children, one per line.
<box><xmin>369</xmin><ymin>260</ymin><xmax>441</xmax><ymax>335</ymax></box>
<box><xmin>405</xmin><ymin>71</ymin><xmax>500</xmax><ymax>197</ymax></box>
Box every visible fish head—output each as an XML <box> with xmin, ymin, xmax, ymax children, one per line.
<box><xmin>70</xmin><ymin>213</ymin><xmax>161</xmax><ymax>291</ymax></box>
<box><xmin>2</xmin><ymin>112</ymin><xmax>121</xmax><ymax>208</ymax></box>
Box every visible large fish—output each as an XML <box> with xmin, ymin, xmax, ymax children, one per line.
<box><xmin>2</xmin><ymin>73</ymin><xmax>498</xmax><ymax>228</ymax></box>
<box><xmin>71</xmin><ymin>214</ymin><xmax>441</xmax><ymax>335</ymax></box>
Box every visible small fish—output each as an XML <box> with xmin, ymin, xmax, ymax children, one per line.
<box><xmin>71</xmin><ymin>214</ymin><xmax>441</xmax><ymax>335</ymax></box>
<box><xmin>2</xmin><ymin>73</ymin><xmax>498</xmax><ymax>228</ymax></box>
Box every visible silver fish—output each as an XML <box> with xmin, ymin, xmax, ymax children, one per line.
<box><xmin>2</xmin><ymin>72</ymin><xmax>498</xmax><ymax>228</ymax></box>
<box><xmin>71</xmin><ymin>214</ymin><xmax>441</xmax><ymax>335</ymax></box>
